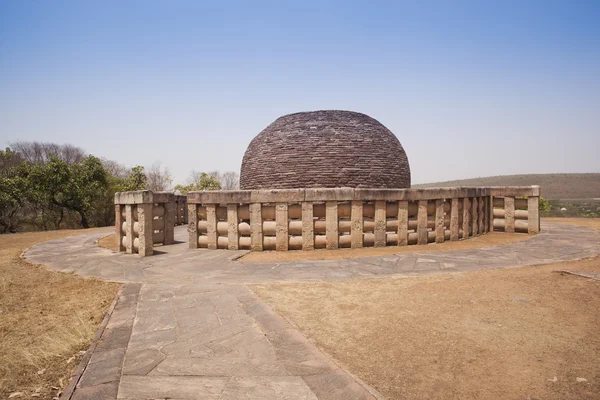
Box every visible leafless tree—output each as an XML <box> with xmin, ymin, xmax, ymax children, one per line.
<box><xmin>219</xmin><ymin>171</ymin><xmax>239</xmax><ymax>190</ymax></box>
<box><xmin>101</xmin><ymin>158</ymin><xmax>129</xmax><ymax>179</ymax></box>
<box><xmin>146</xmin><ymin>162</ymin><xmax>172</xmax><ymax>191</ymax></box>
<box><xmin>10</xmin><ymin>141</ymin><xmax>86</xmax><ymax>164</ymax></box>
<box><xmin>207</xmin><ymin>171</ymin><xmax>239</xmax><ymax>190</ymax></box>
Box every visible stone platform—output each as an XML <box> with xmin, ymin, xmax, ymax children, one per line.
<box><xmin>24</xmin><ymin>222</ymin><xmax>600</xmax><ymax>400</ymax></box>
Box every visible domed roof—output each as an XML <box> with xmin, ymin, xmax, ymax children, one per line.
<box><xmin>240</xmin><ymin>110</ymin><xmax>411</xmax><ymax>190</ymax></box>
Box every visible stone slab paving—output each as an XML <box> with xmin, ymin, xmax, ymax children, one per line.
<box><xmin>25</xmin><ymin>222</ymin><xmax>599</xmax><ymax>400</ymax></box>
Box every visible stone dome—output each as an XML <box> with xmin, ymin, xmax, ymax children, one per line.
<box><xmin>239</xmin><ymin>110</ymin><xmax>411</xmax><ymax>190</ymax></box>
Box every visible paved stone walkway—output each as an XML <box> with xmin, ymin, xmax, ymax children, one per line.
<box><xmin>24</xmin><ymin>222</ymin><xmax>600</xmax><ymax>400</ymax></box>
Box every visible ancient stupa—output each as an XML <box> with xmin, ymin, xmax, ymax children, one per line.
<box><xmin>240</xmin><ymin>110</ymin><xmax>411</xmax><ymax>189</ymax></box>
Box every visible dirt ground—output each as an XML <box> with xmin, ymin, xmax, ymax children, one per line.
<box><xmin>545</xmin><ymin>217</ymin><xmax>600</xmax><ymax>230</ymax></box>
<box><xmin>253</xmin><ymin>218</ymin><xmax>600</xmax><ymax>400</ymax></box>
<box><xmin>97</xmin><ymin>232</ymin><xmax>116</xmax><ymax>251</ymax></box>
<box><xmin>0</xmin><ymin>229</ymin><xmax>120</xmax><ymax>399</ymax></box>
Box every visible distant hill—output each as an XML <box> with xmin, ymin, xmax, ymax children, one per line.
<box><xmin>413</xmin><ymin>173</ymin><xmax>600</xmax><ymax>200</ymax></box>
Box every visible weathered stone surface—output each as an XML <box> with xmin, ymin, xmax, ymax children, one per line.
<box><xmin>462</xmin><ymin>198</ymin><xmax>471</xmax><ymax>239</ymax></box>
<box><xmin>227</xmin><ymin>204</ymin><xmax>239</xmax><ymax>250</ymax></box>
<box><xmin>115</xmin><ymin>205</ymin><xmax>124</xmax><ymax>252</ymax></box>
<box><xmin>221</xmin><ymin>376</ymin><xmax>318</xmax><ymax>400</ymax></box>
<box><xmin>350</xmin><ymin>201</ymin><xmax>363</xmax><ymax>248</ymax></box>
<box><xmin>249</xmin><ymin>203</ymin><xmax>263</xmax><ymax>251</ymax></box>
<box><xmin>303</xmin><ymin>369</ymin><xmax>376</xmax><ymax>400</ymax></box>
<box><xmin>528</xmin><ymin>196</ymin><xmax>540</xmax><ymax>234</ymax></box>
<box><xmin>188</xmin><ymin>203</ymin><xmax>198</xmax><ymax>249</ymax></box>
<box><xmin>450</xmin><ymin>198</ymin><xmax>459</xmax><ymax>241</ymax></box>
<box><xmin>240</xmin><ymin>111</ymin><xmax>411</xmax><ymax>190</ymax></box>
<box><xmin>435</xmin><ymin>199</ymin><xmax>445</xmax><ymax>243</ymax></box>
<box><xmin>114</xmin><ymin>190</ymin><xmax>153</xmax><ymax>205</ymax></box>
<box><xmin>275</xmin><ymin>203</ymin><xmax>289</xmax><ymax>251</ymax></box>
<box><xmin>302</xmin><ymin>202</ymin><xmax>314</xmax><ymax>250</ymax></box>
<box><xmin>137</xmin><ymin>203</ymin><xmax>153</xmax><ymax>256</ymax></box>
<box><xmin>325</xmin><ymin>202</ymin><xmax>338</xmax><ymax>250</ymax></box>
<box><xmin>72</xmin><ymin>381</ymin><xmax>118</xmax><ymax>400</ymax></box>
<box><xmin>373</xmin><ymin>200</ymin><xmax>386</xmax><ymax>247</ymax></box>
<box><xmin>417</xmin><ymin>200</ymin><xmax>428</xmax><ymax>245</ymax></box>
<box><xmin>206</xmin><ymin>204</ymin><xmax>218</xmax><ymax>250</ymax></box>
<box><xmin>188</xmin><ymin>190</ymin><xmax>252</xmax><ymax>205</ymax></box>
<box><xmin>397</xmin><ymin>200</ymin><xmax>408</xmax><ymax>246</ymax></box>
<box><xmin>504</xmin><ymin>196</ymin><xmax>516</xmax><ymax>233</ymax></box>
<box><xmin>471</xmin><ymin>197</ymin><xmax>479</xmax><ymax>236</ymax></box>
<box><xmin>78</xmin><ymin>353</ymin><xmax>123</xmax><ymax>387</ymax></box>
<box><xmin>118</xmin><ymin>375</ymin><xmax>227</xmax><ymax>399</ymax></box>
<box><xmin>122</xmin><ymin>348</ymin><xmax>165</xmax><ymax>376</ymax></box>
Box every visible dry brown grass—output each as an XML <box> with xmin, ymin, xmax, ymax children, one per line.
<box><xmin>253</xmin><ymin>218</ymin><xmax>600</xmax><ymax>400</ymax></box>
<box><xmin>0</xmin><ymin>229</ymin><xmax>120</xmax><ymax>399</ymax></box>
<box><xmin>97</xmin><ymin>233</ymin><xmax>116</xmax><ymax>251</ymax></box>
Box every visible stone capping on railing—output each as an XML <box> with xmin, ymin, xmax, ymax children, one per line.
<box><xmin>186</xmin><ymin>186</ymin><xmax>541</xmax><ymax>252</ymax></box>
<box><xmin>114</xmin><ymin>190</ymin><xmax>176</xmax><ymax>256</ymax></box>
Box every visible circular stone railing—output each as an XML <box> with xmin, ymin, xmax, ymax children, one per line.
<box><xmin>177</xmin><ymin>186</ymin><xmax>541</xmax><ymax>252</ymax></box>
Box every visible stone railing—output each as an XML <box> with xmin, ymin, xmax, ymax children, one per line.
<box><xmin>114</xmin><ymin>191</ymin><xmax>176</xmax><ymax>256</ymax></box>
<box><xmin>175</xmin><ymin>195</ymin><xmax>188</xmax><ymax>225</ymax></box>
<box><xmin>186</xmin><ymin>186</ymin><xmax>540</xmax><ymax>251</ymax></box>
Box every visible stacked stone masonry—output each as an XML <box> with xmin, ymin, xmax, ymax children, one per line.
<box><xmin>114</xmin><ymin>191</ymin><xmax>176</xmax><ymax>257</ymax></box>
<box><xmin>240</xmin><ymin>111</ymin><xmax>411</xmax><ymax>190</ymax></box>
<box><xmin>187</xmin><ymin>186</ymin><xmax>541</xmax><ymax>251</ymax></box>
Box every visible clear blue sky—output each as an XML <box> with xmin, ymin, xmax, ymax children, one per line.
<box><xmin>1</xmin><ymin>0</ymin><xmax>599</xmax><ymax>185</ymax></box>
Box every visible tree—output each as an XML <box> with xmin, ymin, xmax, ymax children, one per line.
<box><xmin>122</xmin><ymin>166</ymin><xmax>148</xmax><ymax>191</ymax></box>
<box><xmin>28</xmin><ymin>156</ymin><xmax>108</xmax><ymax>228</ymax></box>
<box><xmin>219</xmin><ymin>171</ymin><xmax>240</xmax><ymax>190</ymax></box>
<box><xmin>205</xmin><ymin>171</ymin><xmax>239</xmax><ymax>190</ymax></box>
<box><xmin>539</xmin><ymin>196</ymin><xmax>551</xmax><ymax>215</ymax></box>
<box><xmin>10</xmin><ymin>141</ymin><xmax>86</xmax><ymax>165</ymax></box>
<box><xmin>146</xmin><ymin>162</ymin><xmax>172</xmax><ymax>191</ymax></box>
<box><xmin>174</xmin><ymin>172</ymin><xmax>221</xmax><ymax>194</ymax></box>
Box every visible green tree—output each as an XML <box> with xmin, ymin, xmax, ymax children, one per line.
<box><xmin>122</xmin><ymin>166</ymin><xmax>148</xmax><ymax>191</ymax></box>
<box><xmin>174</xmin><ymin>172</ymin><xmax>221</xmax><ymax>194</ymax></box>
<box><xmin>539</xmin><ymin>196</ymin><xmax>551</xmax><ymax>214</ymax></box>
<box><xmin>28</xmin><ymin>156</ymin><xmax>108</xmax><ymax>228</ymax></box>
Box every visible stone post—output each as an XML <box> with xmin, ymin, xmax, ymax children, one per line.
<box><xmin>137</xmin><ymin>203</ymin><xmax>154</xmax><ymax>257</ymax></box>
<box><xmin>462</xmin><ymin>198</ymin><xmax>471</xmax><ymax>239</ymax></box>
<box><xmin>163</xmin><ymin>201</ymin><xmax>176</xmax><ymax>245</ymax></box>
<box><xmin>504</xmin><ymin>197</ymin><xmax>515</xmax><ymax>233</ymax></box>
<box><xmin>489</xmin><ymin>196</ymin><xmax>494</xmax><ymax>232</ymax></box>
<box><xmin>124</xmin><ymin>205</ymin><xmax>134</xmax><ymax>254</ymax></box>
<box><xmin>326</xmin><ymin>201</ymin><xmax>338</xmax><ymax>250</ymax></box>
<box><xmin>250</xmin><ymin>203</ymin><xmax>263</xmax><ymax>251</ymax></box>
<box><xmin>397</xmin><ymin>200</ymin><xmax>408</xmax><ymax>246</ymax></box>
<box><xmin>478</xmin><ymin>197</ymin><xmax>485</xmax><ymax>234</ymax></box>
<box><xmin>471</xmin><ymin>197</ymin><xmax>479</xmax><ymax>236</ymax></box>
<box><xmin>435</xmin><ymin>199</ymin><xmax>445</xmax><ymax>243</ymax></box>
<box><xmin>115</xmin><ymin>204</ymin><xmax>125</xmax><ymax>252</ymax></box>
<box><xmin>351</xmin><ymin>200</ymin><xmax>363</xmax><ymax>248</ymax></box>
<box><xmin>417</xmin><ymin>200</ymin><xmax>428</xmax><ymax>245</ymax></box>
<box><xmin>450</xmin><ymin>198</ymin><xmax>459</xmax><ymax>241</ymax></box>
<box><xmin>206</xmin><ymin>204</ymin><xmax>218</xmax><ymax>249</ymax></box>
<box><xmin>528</xmin><ymin>196</ymin><xmax>540</xmax><ymax>234</ymax></box>
<box><xmin>374</xmin><ymin>200</ymin><xmax>386</xmax><ymax>247</ymax></box>
<box><xmin>188</xmin><ymin>203</ymin><xmax>198</xmax><ymax>249</ymax></box>
<box><xmin>275</xmin><ymin>203</ymin><xmax>288</xmax><ymax>251</ymax></box>
<box><xmin>302</xmin><ymin>202</ymin><xmax>314</xmax><ymax>250</ymax></box>
<box><xmin>227</xmin><ymin>204</ymin><xmax>239</xmax><ymax>250</ymax></box>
